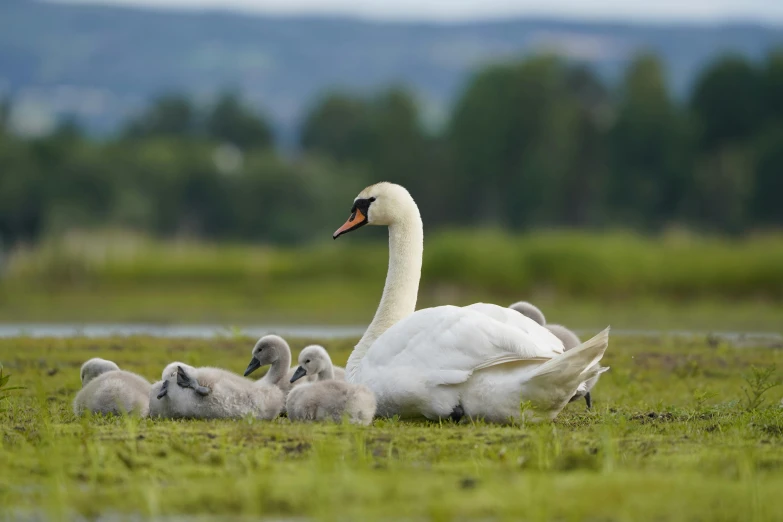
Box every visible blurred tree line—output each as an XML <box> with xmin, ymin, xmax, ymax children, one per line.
<box><xmin>1</xmin><ymin>51</ymin><xmax>782</xmax><ymax>246</ymax></box>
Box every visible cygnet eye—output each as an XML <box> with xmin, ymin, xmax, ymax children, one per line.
<box><xmin>306</xmin><ymin>359</ymin><xmax>311</xmax><ymax>364</ymax></box>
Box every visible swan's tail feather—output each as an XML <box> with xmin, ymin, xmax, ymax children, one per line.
<box><xmin>523</xmin><ymin>326</ymin><xmax>610</xmax><ymax>421</ymax></box>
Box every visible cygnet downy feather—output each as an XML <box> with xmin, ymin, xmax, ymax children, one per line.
<box><xmin>286</xmin><ymin>345</ymin><xmax>376</xmax><ymax>425</ymax></box>
<box><xmin>73</xmin><ymin>358</ymin><xmax>151</xmax><ymax>417</ymax></box>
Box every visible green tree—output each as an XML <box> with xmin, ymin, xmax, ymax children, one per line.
<box><xmin>299</xmin><ymin>88</ymin><xmax>445</xmax><ymax>224</ymax></box>
<box><xmin>205</xmin><ymin>92</ymin><xmax>274</xmax><ymax>150</ymax></box>
<box><xmin>0</xmin><ymin>98</ymin><xmax>10</xmax><ymax>134</ymax></box>
<box><xmin>560</xmin><ymin>64</ymin><xmax>611</xmax><ymax>226</ymax></box>
<box><xmin>752</xmin><ymin>130</ymin><xmax>783</xmax><ymax>225</ymax></box>
<box><xmin>761</xmin><ymin>50</ymin><xmax>783</xmax><ymax>127</ymax></box>
<box><xmin>300</xmin><ymin>93</ymin><xmax>372</xmax><ymax>162</ymax></box>
<box><xmin>123</xmin><ymin>94</ymin><xmax>197</xmax><ymax>139</ymax></box>
<box><xmin>608</xmin><ymin>53</ymin><xmax>691</xmax><ymax>228</ymax></box>
<box><xmin>449</xmin><ymin>56</ymin><xmax>599</xmax><ymax>228</ymax></box>
<box><xmin>0</xmin><ymin>136</ymin><xmax>45</xmax><ymax>242</ymax></box>
<box><xmin>688</xmin><ymin>55</ymin><xmax>763</xmax><ymax>231</ymax></box>
<box><xmin>752</xmin><ymin>51</ymin><xmax>783</xmax><ymax>225</ymax></box>
<box><xmin>690</xmin><ymin>55</ymin><xmax>763</xmax><ymax>151</ymax></box>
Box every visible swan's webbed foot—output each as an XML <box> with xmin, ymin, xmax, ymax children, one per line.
<box><xmin>176</xmin><ymin>366</ymin><xmax>211</xmax><ymax>396</ymax></box>
<box><xmin>449</xmin><ymin>404</ymin><xmax>464</xmax><ymax>423</ymax></box>
<box><xmin>584</xmin><ymin>392</ymin><xmax>592</xmax><ymax>409</ymax></box>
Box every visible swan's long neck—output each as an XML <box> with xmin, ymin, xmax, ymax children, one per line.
<box><xmin>260</xmin><ymin>346</ymin><xmax>291</xmax><ymax>387</ymax></box>
<box><xmin>317</xmin><ymin>363</ymin><xmax>335</xmax><ymax>382</ymax></box>
<box><xmin>347</xmin><ymin>209</ymin><xmax>423</xmax><ymax>380</ymax></box>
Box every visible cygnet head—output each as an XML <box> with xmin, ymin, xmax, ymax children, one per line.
<box><xmin>509</xmin><ymin>301</ymin><xmax>546</xmax><ymax>326</ymax></box>
<box><xmin>333</xmin><ymin>182</ymin><xmax>419</xmax><ymax>238</ymax></box>
<box><xmin>244</xmin><ymin>335</ymin><xmax>289</xmax><ymax>377</ymax></box>
<box><xmin>290</xmin><ymin>345</ymin><xmax>332</xmax><ymax>383</ymax></box>
<box><xmin>156</xmin><ymin>361</ymin><xmax>191</xmax><ymax>399</ymax></box>
<box><xmin>80</xmin><ymin>358</ymin><xmax>120</xmax><ymax>386</ymax></box>
<box><xmin>161</xmin><ymin>361</ymin><xmax>190</xmax><ymax>381</ymax></box>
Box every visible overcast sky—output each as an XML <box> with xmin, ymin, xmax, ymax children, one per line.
<box><xmin>52</xmin><ymin>0</ymin><xmax>783</xmax><ymax>24</ymax></box>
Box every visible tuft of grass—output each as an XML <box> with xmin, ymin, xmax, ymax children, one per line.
<box><xmin>742</xmin><ymin>365</ymin><xmax>781</xmax><ymax>411</ymax></box>
<box><xmin>1</xmin><ymin>334</ymin><xmax>783</xmax><ymax>520</ymax></box>
<box><xmin>0</xmin><ymin>363</ymin><xmax>25</xmax><ymax>403</ymax></box>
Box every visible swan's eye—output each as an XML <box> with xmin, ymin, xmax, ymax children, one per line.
<box><xmin>306</xmin><ymin>359</ymin><xmax>311</xmax><ymax>364</ymax></box>
<box><xmin>369</xmin><ymin>197</ymin><xmax>376</xmax><ymax>203</ymax></box>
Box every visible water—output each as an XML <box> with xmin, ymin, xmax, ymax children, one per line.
<box><xmin>0</xmin><ymin>324</ymin><xmax>780</xmax><ymax>347</ymax></box>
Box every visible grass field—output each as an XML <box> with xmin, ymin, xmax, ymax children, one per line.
<box><xmin>2</xmin><ymin>230</ymin><xmax>783</xmax><ymax>331</ymax></box>
<box><xmin>2</xmin><ymin>333</ymin><xmax>783</xmax><ymax>521</ymax></box>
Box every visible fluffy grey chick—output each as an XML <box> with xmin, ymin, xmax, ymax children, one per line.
<box><xmin>164</xmin><ymin>365</ymin><xmax>284</xmax><ymax>420</ymax></box>
<box><xmin>508</xmin><ymin>301</ymin><xmax>547</xmax><ymax>326</ymax></box>
<box><xmin>509</xmin><ymin>301</ymin><xmax>580</xmax><ymax>348</ymax></box>
<box><xmin>73</xmin><ymin>359</ymin><xmax>151</xmax><ymax>417</ymax></box>
<box><xmin>79</xmin><ymin>358</ymin><xmax>120</xmax><ymax>386</ymax></box>
<box><xmin>149</xmin><ymin>361</ymin><xmax>195</xmax><ymax>418</ymax></box>
<box><xmin>243</xmin><ymin>336</ymin><xmax>346</xmax><ymax>396</ymax></box>
<box><xmin>509</xmin><ymin>300</ymin><xmax>602</xmax><ymax>409</ymax></box>
<box><xmin>286</xmin><ymin>345</ymin><xmax>376</xmax><ymax>425</ymax></box>
<box><xmin>243</xmin><ymin>335</ymin><xmax>301</xmax><ymax>397</ymax></box>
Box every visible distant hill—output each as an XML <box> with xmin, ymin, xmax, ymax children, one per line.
<box><xmin>1</xmin><ymin>0</ymin><xmax>782</xmax><ymax>140</ymax></box>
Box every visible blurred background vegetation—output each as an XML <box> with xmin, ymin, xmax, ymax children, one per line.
<box><xmin>0</xmin><ymin>2</ymin><xmax>781</xmax><ymax>329</ymax></box>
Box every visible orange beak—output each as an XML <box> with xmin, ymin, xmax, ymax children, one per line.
<box><xmin>333</xmin><ymin>208</ymin><xmax>367</xmax><ymax>239</ymax></box>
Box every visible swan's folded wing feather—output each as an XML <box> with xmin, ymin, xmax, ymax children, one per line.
<box><xmin>466</xmin><ymin>303</ymin><xmax>565</xmax><ymax>354</ymax></box>
<box><xmin>365</xmin><ymin>305</ymin><xmax>564</xmax><ymax>379</ymax></box>
<box><xmin>424</xmin><ymin>369</ymin><xmax>473</xmax><ymax>387</ymax></box>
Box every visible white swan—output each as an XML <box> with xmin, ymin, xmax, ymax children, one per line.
<box><xmin>509</xmin><ymin>300</ymin><xmax>602</xmax><ymax>408</ymax></box>
<box><xmin>332</xmin><ymin>182</ymin><xmax>610</xmax><ymax>423</ymax></box>
<box><xmin>286</xmin><ymin>345</ymin><xmax>376</xmax><ymax>425</ymax></box>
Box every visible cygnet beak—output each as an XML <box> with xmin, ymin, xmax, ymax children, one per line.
<box><xmin>156</xmin><ymin>379</ymin><xmax>169</xmax><ymax>399</ymax></box>
<box><xmin>244</xmin><ymin>357</ymin><xmax>261</xmax><ymax>377</ymax></box>
<box><xmin>290</xmin><ymin>366</ymin><xmax>308</xmax><ymax>383</ymax></box>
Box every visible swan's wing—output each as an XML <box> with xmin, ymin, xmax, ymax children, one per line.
<box><xmin>364</xmin><ymin>304</ymin><xmax>564</xmax><ymax>384</ymax></box>
<box><xmin>466</xmin><ymin>303</ymin><xmax>565</xmax><ymax>354</ymax></box>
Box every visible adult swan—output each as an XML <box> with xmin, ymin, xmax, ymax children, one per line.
<box><xmin>333</xmin><ymin>182</ymin><xmax>610</xmax><ymax>423</ymax></box>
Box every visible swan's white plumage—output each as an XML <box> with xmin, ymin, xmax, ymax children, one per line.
<box><xmin>337</xmin><ymin>182</ymin><xmax>611</xmax><ymax>423</ymax></box>
<box><xmin>352</xmin><ymin>302</ymin><xmax>603</xmax><ymax>422</ymax></box>
<box><xmin>363</xmin><ymin>305</ymin><xmax>563</xmax><ymax>375</ymax></box>
<box><xmin>509</xmin><ymin>300</ymin><xmax>605</xmax><ymax>405</ymax></box>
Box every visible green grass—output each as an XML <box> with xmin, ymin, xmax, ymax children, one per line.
<box><xmin>2</xmin><ymin>333</ymin><xmax>783</xmax><ymax>521</ymax></box>
<box><xmin>1</xmin><ymin>229</ymin><xmax>783</xmax><ymax>330</ymax></box>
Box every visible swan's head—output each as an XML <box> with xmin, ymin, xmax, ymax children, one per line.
<box><xmin>333</xmin><ymin>182</ymin><xmax>418</xmax><ymax>239</ymax></box>
<box><xmin>290</xmin><ymin>345</ymin><xmax>332</xmax><ymax>383</ymax></box>
<box><xmin>244</xmin><ymin>334</ymin><xmax>289</xmax><ymax>377</ymax></box>
<box><xmin>509</xmin><ymin>301</ymin><xmax>546</xmax><ymax>326</ymax></box>
<box><xmin>80</xmin><ymin>358</ymin><xmax>120</xmax><ymax>386</ymax></box>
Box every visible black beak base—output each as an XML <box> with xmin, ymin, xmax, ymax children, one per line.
<box><xmin>244</xmin><ymin>357</ymin><xmax>261</xmax><ymax>377</ymax></box>
<box><xmin>156</xmin><ymin>379</ymin><xmax>169</xmax><ymax>399</ymax></box>
<box><xmin>290</xmin><ymin>366</ymin><xmax>308</xmax><ymax>383</ymax></box>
